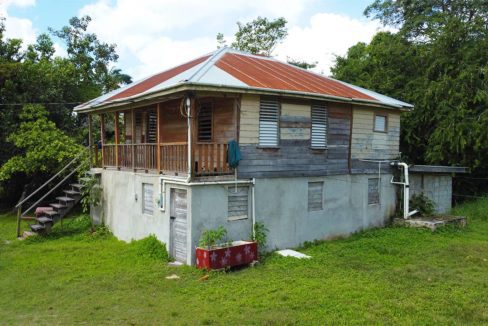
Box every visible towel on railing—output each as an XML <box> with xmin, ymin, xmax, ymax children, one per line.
<box><xmin>227</xmin><ymin>139</ymin><xmax>241</xmax><ymax>169</ymax></box>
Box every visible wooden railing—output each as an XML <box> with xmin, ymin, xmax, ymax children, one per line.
<box><xmin>194</xmin><ymin>143</ymin><xmax>231</xmax><ymax>176</ymax></box>
<box><xmin>160</xmin><ymin>143</ymin><xmax>188</xmax><ymax>173</ymax></box>
<box><xmin>101</xmin><ymin>142</ymin><xmax>232</xmax><ymax>176</ymax></box>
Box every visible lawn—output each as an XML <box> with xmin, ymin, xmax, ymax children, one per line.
<box><xmin>1</xmin><ymin>199</ymin><xmax>487</xmax><ymax>325</ymax></box>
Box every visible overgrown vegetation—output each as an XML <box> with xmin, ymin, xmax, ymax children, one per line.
<box><xmin>250</xmin><ymin>221</ymin><xmax>269</xmax><ymax>255</ymax></box>
<box><xmin>410</xmin><ymin>192</ymin><xmax>436</xmax><ymax>217</ymax></box>
<box><xmin>1</xmin><ymin>198</ymin><xmax>487</xmax><ymax>324</ymax></box>
<box><xmin>131</xmin><ymin>235</ymin><xmax>169</xmax><ymax>262</ymax></box>
<box><xmin>80</xmin><ymin>175</ymin><xmax>103</xmax><ymax>213</ymax></box>
<box><xmin>198</xmin><ymin>225</ymin><xmax>228</xmax><ymax>249</ymax></box>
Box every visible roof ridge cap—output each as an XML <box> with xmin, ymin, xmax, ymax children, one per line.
<box><xmin>187</xmin><ymin>47</ymin><xmax>229</xmax><ymax>82</ymax></box>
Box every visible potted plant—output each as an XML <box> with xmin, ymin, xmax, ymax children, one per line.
<box><xmin>196</xmin><ymin>226</ymin><xmax>257</xmax><ymax>270</ymax></box>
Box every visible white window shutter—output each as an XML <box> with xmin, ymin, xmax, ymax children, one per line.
<box><xmin>311</xmin><ymin>104</ymin><xmax>327</xmax><ymax>149</ymax></box>
<box><xmin>259</xmin><ymin>98</ymin><xmax>279</xmax><ymax>147</ymax></box>
<box><xmin>374</xmin><ymin>115</ymin><xmax>387</xmax><ymax>132</ymax></box>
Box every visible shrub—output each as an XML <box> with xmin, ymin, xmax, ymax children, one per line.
<box><xmin>131</xmin><ymin>235</ymin><xmax>169</xmax><ymax>261</ymax></box>
<box><xmin>251</xmin><ymin>222</ymin><xmax>268</xmax><ymax>255</ymax></box>
<box><xmin>410</xmin><ymin>193</ymin><xmax>436</xmax><ymax>217</ymax></box>
<box><xmin>199</xmin><ymin>226</ymin><xmax>228</xmax><ymax>249</ymax></box>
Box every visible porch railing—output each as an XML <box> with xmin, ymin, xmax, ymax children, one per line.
<box><xmin>101</xmin><ymin>142</ymin><xmax>232</xmax><ymax>176</ymax></box>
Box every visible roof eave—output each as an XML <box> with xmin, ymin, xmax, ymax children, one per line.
<box><xmin>74</xmin><ymin>82</ymin><xmax>414</xmax><ymax>113</ymax></box>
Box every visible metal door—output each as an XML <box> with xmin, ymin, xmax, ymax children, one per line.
<box><xmin>170</xmin><ymin>188</ymin><xmax>188</xmax><ymax>263</ymax></box>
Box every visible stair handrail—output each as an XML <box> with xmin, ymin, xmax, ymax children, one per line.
<box><xmin>21</xmin><ymin>162</ymin><xmax>85</xmax><ymax>217</ymax></box>
<box><xmin>14</xmin><ymin>150</ymin><xmax>86</xmax><ymax>209</ymax></box>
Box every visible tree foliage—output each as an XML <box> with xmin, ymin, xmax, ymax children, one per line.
<box><xmin>332</xmin><ymin>0</ymin><xmax>488</xmax><ymax>180</ymax></box>
<box><xmin>287</xmin><ymin>58</ymin><xmax>318</xmax><ymax>70</ymax></box>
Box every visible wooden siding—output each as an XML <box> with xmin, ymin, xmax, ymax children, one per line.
<box><xmin>351</xmin><ymin>107</ymin><xmax>400</xmax><ymax>160</ymax></box>
<box><xmin>160</xmin><ymin>100</ymin><xmax>187</xmax><ymax>143</ymax></box>
<box><xmin>212</xmin><ymin>97</ymin><xmax>236</xmax><ymax>144</ymax></box>
<box><xmin>239</xmin><ymin>94</ymin><xmax>260</xmax><ymax>144</ymax></box>
<box><xmin>280</xmin><ymin>102</ymin><xmax>311</xmax><ymax>140</ymax></box>
<box><xmin>238</xmin><ymin>99</ymin><xmax>351</xmax><ymax>178</ymax></box>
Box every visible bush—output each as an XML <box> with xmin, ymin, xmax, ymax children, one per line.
<box><xmin>410</xmin><ymin>193</ymin><xmax>436</xmax><ymax>217</ymax></box>
<box><xmin>199</xmin><ymin>226</ymin><xmax>228</xmax><ymax>249</ymax></box>
<box><xmin>131</xmin><ymin>235</ymin><xmax>169</xmax><ymax>261</ymax></box>
<box><xmin>250</xmin><ymin>222</ymin><xmax>268</xmax><ymax>255</ymax></box>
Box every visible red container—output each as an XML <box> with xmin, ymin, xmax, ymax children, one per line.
<box><xmin>196</xmin><ymin>241</ymin><xmax>258</xmax><ymax>270</ymax></box>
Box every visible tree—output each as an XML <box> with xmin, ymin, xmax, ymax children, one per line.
<box><xmin>333</xmin><ymin>0</ymin><xmax>488</xmax><ymax>195</ymax></box>
<box><xmin>218</xmin><ymin>16</ymin><xmax>288</xmax><ymax>56</ymax></box>
<box><xmin>287</xmin><ymin>58</ymin><xmax>318</xmax><ymax>70</ymax></box>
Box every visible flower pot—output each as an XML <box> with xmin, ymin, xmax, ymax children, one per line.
<box><xmin>196</xmin><ymin>241</ymin><xmax>258</xmax><ymax>270</ymax></box>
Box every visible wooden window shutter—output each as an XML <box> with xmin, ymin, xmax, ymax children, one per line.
<box><xmin>368</xmin><ymin>178</ymin><xmax>380</xmax><ymax>205</ymax></box>
<box><xmin>311</xmin><ymin>104</ymin><xmax>327</xmax><ymax>149</ymax></box>
<box><xmin>147</xmin><ymin>109</ymin><xmax>157</xmax><ymax>143</ymax></box>
<box><xmin>308</xmin><ymin>181</ymin><xmax>324</xmax><ymax>211</ymax></box>
<box><xmin>198</xmin><ymin>102</ymin><xmax>212</xmax><ymax>142</ymax></box>
<box><xmin>259</xmin><ymin>98</ymin><xmax>280</xmax><ymax>147</ymax></box>
<box><xmin>142</xmin><ymin>183</ymin><xmax>154</xmax><ymax>215</ymax></box>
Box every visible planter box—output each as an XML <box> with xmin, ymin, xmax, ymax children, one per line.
<box><xmin>196</xmin><ymin>241</ymin><xmax>258</xmax><ymax>270</ymax></box>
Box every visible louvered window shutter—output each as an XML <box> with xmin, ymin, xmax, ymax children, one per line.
<box><xmin>311</xmin><ymin>104</ymin><xmax>327</xmax><ymax>149</ymax></box>
<box><xmin>198</xmin><ymin>103</ymin><xmax>212</xmax><ymax>142</ymax></box>
<box><xmin>259</xmin><ymin>98</ymin><xmax>280</xmax><ymax>146</ymax></box>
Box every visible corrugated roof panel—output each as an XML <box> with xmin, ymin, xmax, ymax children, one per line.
<box><xmin>215</xmin><ymin>53</ymin><xmax>376</xmax><ymax>101</ymax></box>
<box><xmin>106</xmin><ymin>55</ymin><xmax>211</xmax><ymax>102</ymax></box>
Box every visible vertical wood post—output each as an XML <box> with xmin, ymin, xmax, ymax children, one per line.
<box><xmin>16</xmin><ymin>205</ymin><xmax>21</xmax><ymax>238</ymax></box>
<box><xmin>114</xmin><ymin>111</ymin><xmax>120</xmax><ymax>169</ymax></box>
<box><xmin>131</xmin><ymin>109</ymin><xmax>136</xmax><ymax>171</ymax></box>
<box><xmin>100</xmin><ymin>114</ymin><xmax>105</xmax><ymax>166</ymax></box>
<box><xmin>156</xmin><ymin>103</ymin><xmax>161</xmax><ymax>173</ymax></box>
<box><xmin>190</xmin><ymin>98</ymin><xmax>197</xmax><ymax>178</ymax></box>
<box><xmin>88</xmin><ymin>114</ymin><xmax>93</xmax><ymax>168</ymax></box>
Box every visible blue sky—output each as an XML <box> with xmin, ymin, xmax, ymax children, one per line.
<box><xmin>2</xmin><ymin>0</ymin><xmax>387</xmax><ymax>79</ymax></box>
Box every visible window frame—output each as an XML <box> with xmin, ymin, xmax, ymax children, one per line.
<box><xmin>258</xmin><ymin>97</ymin><xmax>280</xmax><ymax>148</ymax></box>
<box><xmin>367</xmin><ymin>178</ymin><xmax>380</xmax><ymax>205</ymax></box>
<box><xmin>142</xmin><ymin>183</ymin><xmax>154</xmax><ymax>215</ymax></box>
<box><xmin>308</xmin><ymin>181</ymin><xmax>324</xmax><ymax>212</ymax></box>
<box><xmin>373</xmin><ymin>113</ymin><xmax>388</xmax><ymax>133</ymax></box>
<box><xmin>227</xmin><ymin>186</ymin><xmax>249</xmax><ymax>221</ymax></box>
<box><xmin>197</xmin><ymin>101</ymin><xmax>213</xmax><ymax>143</ymax></box>
<box><xmin>310</xmin><ymin>104</ymin><xmax>328</xmax><ymax>150</ymax></box>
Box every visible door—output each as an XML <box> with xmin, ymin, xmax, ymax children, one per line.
<box><xmin>170</xmin><ymin>188</ymin><xmax>188</xmax><ymax>263</ymax></box>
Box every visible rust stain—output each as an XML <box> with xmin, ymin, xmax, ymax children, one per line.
<box><xmin>106</xmin><ymin>55</ymin><xmax>211</xmax><ymax>102</ymax></box>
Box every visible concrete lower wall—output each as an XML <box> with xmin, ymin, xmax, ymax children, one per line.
<box><xmin>93</xmin><ymin>170</ymin><xmax>397</xmax><ymax>265</ymax></box>
<box><xmin>410</xmin><ymin>173</ymin><xmax>452</xmax><ymax>214</ymax></box>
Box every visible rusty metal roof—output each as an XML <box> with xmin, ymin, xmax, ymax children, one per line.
<box><xmin>75</xmin><ymin>47</ymin><xmax>413</xmax><ymax>112</ymax></box>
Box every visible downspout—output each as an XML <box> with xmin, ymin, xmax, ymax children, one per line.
<box><xmin>251</xmin><ymin>178</ymin><xmax>256</xmax><ymax>239</ymax></box>
<box><xmin>390</xmin><ymin>162</ymin><xmax>418</xmax><ymax>219</ymax></box>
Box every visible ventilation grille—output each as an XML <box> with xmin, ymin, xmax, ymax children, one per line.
<box><xmin>311</xmin><ymin>104</ymin><xmax>327</xmax><ymax>149</ymax></box>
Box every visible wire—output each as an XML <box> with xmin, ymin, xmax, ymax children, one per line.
<box><xmin>0</xmin><ymin>102</ymin><xmax>82</xmax><ymax>106</ymax></box>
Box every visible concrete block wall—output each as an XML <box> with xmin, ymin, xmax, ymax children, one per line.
<box><xmin>410</xmin><ymin>174</ymin><xmax>452</xmax><ymax>214</ymax></box>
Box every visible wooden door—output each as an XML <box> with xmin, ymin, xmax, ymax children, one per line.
<box><xmin>170</xmin><ymin>188</ymin><xmax>188</xmax><ymax>263</ymax></box>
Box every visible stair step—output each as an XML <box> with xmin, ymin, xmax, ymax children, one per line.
<box><xmin>63</xmin><ymin>190</ymin><xmax>81</xmax><ymax>196</ymax></box>
<box><xmin>21</xmin><ymin>216</ymin><xmax>37</xmax><ymax>221</ymax></box>
<box><xmin>49</xmin><ymin>203</ymin><xmax>67</xmax><ymax>210</ymax></box>
<box><xmin>56</xmin><ymin>196</ymin><xmax>75</xmax><ymax>203</ymax></box>
<box><xmin>42</xmin><ymin>210</ymin><xmax>60</xmax><ymax>217</ymax></box>
<box><xmin>36</xmin><ymin>216</ymin><xmax>53</xmax><ymax>224</ymax></box>
<box><xmin>30</xmin><ymin>224</ymin><xmax>45</xmax><ymax>232</ymax></box>
<box><xmin>70</xmin><ymin>183</ymin><xmax>84</xmax><ymax>189</ymax></box>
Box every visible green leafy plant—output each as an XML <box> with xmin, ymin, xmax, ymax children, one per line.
<box><xmin>198</xmin><ymin>226</ymin><xmax>228</xmax><ymax>249</ymax></box>
<box><xmin>410</xmin><ymin>193</ymin><xmax>436</xmax><ymax>217</ymax></box>
<box><xmin>80</xmin><ymin>175</ymin><xmax>103</xmax><ymax>213</ymax></box>
<box><xmin>251</xmin><ymin>222</ymin><xmax>268</xmax><ymax>254</ymax></box>
<box><xmin>131</xmin><ymin>235</ymin><xmax>169</xmax><ymax>261</ymax></box>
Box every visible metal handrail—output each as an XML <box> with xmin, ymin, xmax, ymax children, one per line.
<box><xmin>21</xmin><ymin>163</ymin><xmax>85</xmax><ymax>217</ymax></box>
<box><xmin>14</xmin><ymin>151</ymin><xmax>85</xmax><ymax>209</ymax></box>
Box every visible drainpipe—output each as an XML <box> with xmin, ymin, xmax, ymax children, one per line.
<box><xmin>186</xmin><ymin>96</ymin><xmax>192</xmax><ymax>183</ymax></box>
<box><xmin>390</xmin><ymin>162</ymin><xmax>418</xmax><ymax>219</ymax></box>
<box><xmin>251</xmin><ymin>178</ymin><xmax>256</xmax><ymax>239</ymax></box>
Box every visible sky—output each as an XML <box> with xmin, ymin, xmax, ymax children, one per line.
<box><xmin>0</xmin><ymin>0</ymin><xmax>392</xmax><ymax>80</ymax></box>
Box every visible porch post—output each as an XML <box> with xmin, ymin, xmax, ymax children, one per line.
<box><xmin>190</xmin><ymin>97</ymin><xmax>197</xmax><ymax>179</ymax></box>
<box><xmin>100</xmin><ymin>114</ymin><xmax>105</xmax><ymax>166</ymax></box>
<box><xmin>156</xmin><ymin>103</ymin><xmax>161</xmax><ymax>173</ymax></box>
<box><xmin>88</xmin><ymin>114</ymin><xmax>93</xmax><ymax>168</ymax></box>
<box><xmin>131</xmin><ymin>108</ymin><xmax>136</xmax><ymax>171</ymax></box>
<box><xmin>114</xmin><ymin>111</ymin><xmax>120</xmax><ymax>169</ymax></box>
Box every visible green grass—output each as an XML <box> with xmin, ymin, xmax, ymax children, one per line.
<box><xmin>1</xmin><ymin>199</ymin><xmax>488</xmax><ymax>325</ymax></box>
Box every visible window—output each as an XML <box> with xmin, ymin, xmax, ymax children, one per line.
<box><xmin>374</xmin><ymin>114</ymin><xmax>387</xmax><ymax>132</ymax></box>
<box><xmin>142</xmin><ymin>183</ymin><xmax>154</xmax><ymax>215</ymax></box>
<box><xmin>308</xmin><ymin>182</ymin><xmax>323</xmax><ymax>211</ymax></box>
<box><xmin>259</xmin><ymin>98</ymin><xmax>280</xmax><ymax>147</ymax></box>
<box><xmin>198</xmin><ymin>102</ymin><xmax>212</xmax><ymax>142</ymax></box>
<box><xmin>368</xmin><ymin>178</ymin><xmax>380</xmax><ymax>205</ymax></box>
<box><xmin>227</xmin><ymin>186</ymin><xmax>249</xmax><ymax>220</ymax></box>
<box><xmin>146</xmin><ymin>109</ymin><xmax>157</xmax><ymax>143</ymax></box>
<box><xmin>311</xmin><ymin>104</ymin><xmax>328</xmax><ymax>149</ymax></box>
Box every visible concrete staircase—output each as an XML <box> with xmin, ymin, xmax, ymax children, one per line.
<box><xmin>23</xmin><ymin>183</ymin><xmax>84</xmax><ymax>234</ymax></box>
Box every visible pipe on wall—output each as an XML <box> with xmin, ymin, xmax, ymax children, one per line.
<box><xmin>390</xmin><ymin>162</ymin><xmax>418</xmax><ymax>219</ymax></box>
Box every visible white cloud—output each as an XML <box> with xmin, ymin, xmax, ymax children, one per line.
<box><xmin>0</xmin><ymin>0</ymin><xmax>37</xmax><ymax>46</ymax></box>
<box><xmin>79</xmin><ymin>0</ymin><xmax>315</xmax><ymax>79</ymax></box>
<box><xmin>275</xmin><ymin>13</ymin><xmax>394</xmax><ymax>76</ymax></box>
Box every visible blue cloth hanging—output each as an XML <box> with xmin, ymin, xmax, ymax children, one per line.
<box><xmin>227</xmin><ymin>139</ymin><xmax>241</xmax><ymax>168</ymax></box>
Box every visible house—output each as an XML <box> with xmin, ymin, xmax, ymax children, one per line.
<box><xmin>76</xmin><ymin>47</ymin><xmax>416</xmax><ymax>265</ymax></box>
